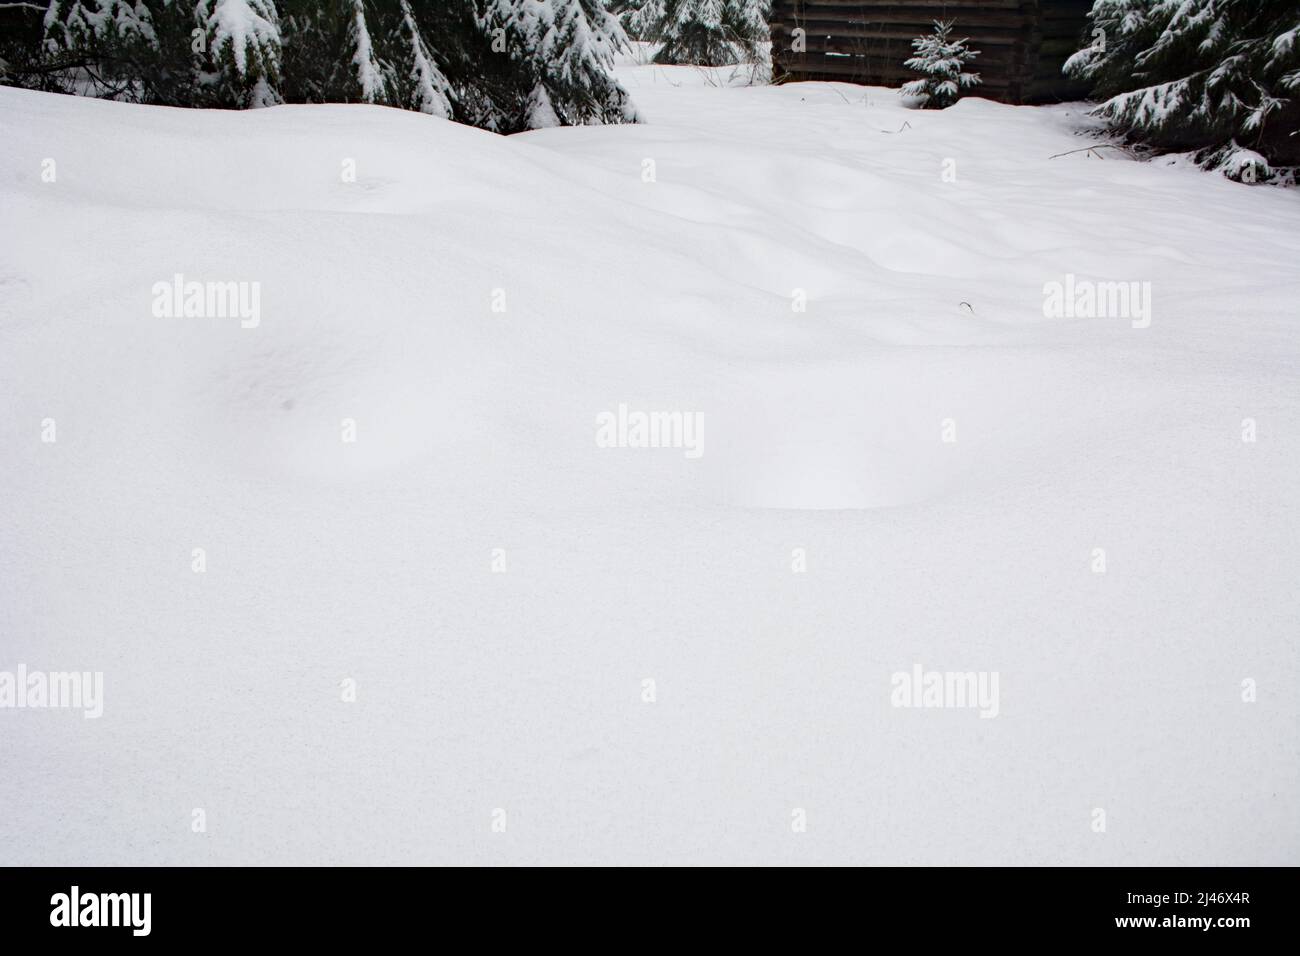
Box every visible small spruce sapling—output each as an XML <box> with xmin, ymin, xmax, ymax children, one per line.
<box><xmin>901</xmin><ymin>19</ymin><xmax>981</xmax><ymax>109</ymax></box>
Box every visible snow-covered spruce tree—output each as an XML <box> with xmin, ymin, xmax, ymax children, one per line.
<box><xmin>656</xmin><ymin>0</ymin><xmax>728</xmax><ymax>65</ymax></box>
<box><xmin>0</xmin><ymin>2</ymin><xmax>62</xmax><ymax>93</ymax></box>
<box><xmin>14</xmin><ymin>0</ymin><xmax>640</xmax><ymax>134</ymax></box>
<box><xmin>38</xmin><ymin>0</ymin><xmax>196</xmax><ymax>104</ymax></box>
<box><xmin>653</xmin><ymin>0</ymin><xmax>768</xmax><ymax>67</ymax></box>
<box><xmin>543</xmin><ymin>0</ymin><xmax>639</xmax><ymax>124</ymax></box>
<box><xmin>476</xmin><ymin>0</ymin><xmax>546</xmax><ymax>129</ymax></box>
<box><xmin>34</xmin><ymin>1</ymin><xmax>279</xmax><ymax>107</ymax></box>
<box><xmin>195</xmin><ymin>0</ymin><xmax>283</xmax><ymax>108</ymax></box>
<box><xmin>1064</xmin><ymin>0</ymin><xmax>1300</xmax><ymax>183</ymax></box>
<box><xmin>615</xmin><ymin>0</ymin><xmax>666</xmax><ymax>42</ymax></box>
<box><xmin>277</xmin><ymin>0</ymin><xmax>396</xmax><ymax>106</ymax></box>
<box><xmin>277</xmin><ymin>0</ymin><xmax>473</xmax><ymax>119</ymax></box>
<box><xmin>276</xmin><ymin>0</ymin><xmax>335</xmax><ymax>103</ymax></box>
<box><xmin>901</xmin><ymin>19</ymin><xmax>981</xmax><ymax>109</ymax></box>
<box><xmin>341</xmin><ymin>0</ymin><xmax>392</xmax><ymax>104</ymax></box>
<box><xmin>388</xmin><ymin>0</ymin><xmax>453</xmax><ymax>117</ymax></box>
<box><xmin>731</xmin><ymin>0</ymin><xmax>769</xmax><ymax>59</ymax></box>
<box><xmin>479</xmin><ymin>0</ymin><xmax>639</xmax><ymax>130</ymax></box>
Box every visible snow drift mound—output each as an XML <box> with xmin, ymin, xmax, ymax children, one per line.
<box><xmin>1</xmin><ymin>77</ymin><xmax>1298</xmax><ymax>865</ymax></box>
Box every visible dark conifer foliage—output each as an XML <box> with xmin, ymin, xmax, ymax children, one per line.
<box><xmin>0</xmin><ymin>0</ymin><xmax>641</xmax><ymax>132</ymax></box>
<box><xmin>1066</xmin><ymin>0</ymin><xmax>1300</xmax><ymax>182</ymax></box>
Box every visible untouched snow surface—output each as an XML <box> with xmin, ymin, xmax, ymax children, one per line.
<box><xmin>1</xmin><ymin>64</ymin><xmax>1298</xmax><ymax>865</ymax></box>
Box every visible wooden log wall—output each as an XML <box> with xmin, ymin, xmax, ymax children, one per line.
<box><xmin>769</xmin><ymin>0</ymin><xmax>1094</xmax><ymax>104</ymax></box>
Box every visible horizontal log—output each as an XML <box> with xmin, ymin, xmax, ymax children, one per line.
<box><xmin>791</xmin><ymin>32</ymin><xmax>1025</xmax><ymax>51</ymax></box>
<box><xmin>784</xmin><ymin>23</ymin><xmax>1029</xmax><ymax>43</ymax></box>
<box><xmin>773</xmin><ymin>0</ymin><xmax>1030</xmax><ymax>10</ymax></box>
<box><xmin>776</xmin><ymin>56</ymin><xmax>1012</xmax><ymax>86</ymax></box>
<box><xmin>800</xmin><ymin>46</ymin><xmax>1025</xmax><ymax>69</ymax></box>
<box><xmin>777</xmin><ymin>56</ymin><xmax>1013</xmax><ymax>75</ymax></box>
<box><xmin>773</xmin><ymin>10</ymin><xmax>1033</xmax><ymax>29</ymax></box>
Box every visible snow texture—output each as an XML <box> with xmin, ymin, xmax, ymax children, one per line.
<box><xmin>0</xmin><ymin>59</ymin><xmax>1297</xmax><ymax>865</ymax></box>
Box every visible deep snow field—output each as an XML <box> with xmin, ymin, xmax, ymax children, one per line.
<box><xmin>1</xmin><ymin>58</ymin><xmax>1298</xmax><ymax>865</ymax></box>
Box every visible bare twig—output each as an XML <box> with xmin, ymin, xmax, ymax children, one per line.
<box><xmin>1048</xmin><ymin>144</ymin><xmax>1136</xmax><ymax>160</ymax></box>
